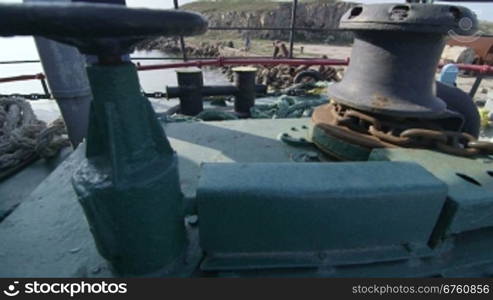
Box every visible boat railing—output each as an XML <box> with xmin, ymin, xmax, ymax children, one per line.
<box><xmin>1</xmin><ymin>0</ymin><xmax>493</xmax><ymax>100</ymax></box>
<box><xmin>2</xmin><ymin>56</ymin><xmax>492</xmax><ymax>100</ymax></box>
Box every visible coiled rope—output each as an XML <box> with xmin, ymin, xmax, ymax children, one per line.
<box><xmin>0</xmin><ymin>97</ymin><xmax>70</xmax><ymax>181</ymax></box>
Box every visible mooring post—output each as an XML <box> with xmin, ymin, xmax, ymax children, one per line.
<box><xmin>167</xmin><ymin>67</ymin><xmax>266</xmax><ymax>117</ymax></box>
<box><xmin>233</xmin><ymin>67</ymin><xmax>257</xmax><ymax>117</ymax></box>
<box><xmin>175</xmin><ymin>68</ymin><xmax>204</xmax><ymax>116</ymax></box>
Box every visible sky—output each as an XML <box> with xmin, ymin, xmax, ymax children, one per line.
<box><xmin>0</xmin><ymin>0</ymin><xmax>491</xmax><ymax>61</ymax></box>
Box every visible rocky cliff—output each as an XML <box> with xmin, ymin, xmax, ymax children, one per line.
<box><xmin>182</xmin><ymin>0</ymin><xmax>357</xmax><ymax>43</ymax></box>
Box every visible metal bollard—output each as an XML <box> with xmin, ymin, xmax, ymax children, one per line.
<box><xmin>167</xmin><ymin>85</ymin><xmax>267</xmax><ymax>99</ymax></box>
<box><xmin>167</xmin><ymin>67</ymin><xmax>266</xmax><ymax>117</ymax></box>
<box><xmin>233</xmin><ymin>67</ymin><xmax>257</xmax><ymax>117</ymax></box>
<box><xmin>175</xmin><ymin>68</ymin><xmax>204</xmax><ymax>116</ymax></box>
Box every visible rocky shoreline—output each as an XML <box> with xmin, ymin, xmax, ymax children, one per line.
<box><xmin>181</xmin><ymin>0</ymin><xmax>356</xmax><ymax>43</ymax></box>
<box><xmin>137</xmin><ymin>38</ymin><xmax>344</xmax><ymax>90</ymax></box>
<box><xmin>137</xmin><ymin>37</ymin><xmax>222</xmax><ymax>58</ymax></box>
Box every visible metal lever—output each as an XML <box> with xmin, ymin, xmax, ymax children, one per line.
<box><xmin>0</xmin><ymin>3</ymin><xmax>207</xmax><ymax>57</ymax></box>
<box><xmin>0</xmin><ymin>2</ymin><xmax>208</xmax><ymax>276</ymax></box>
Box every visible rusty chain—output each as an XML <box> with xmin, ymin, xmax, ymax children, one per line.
<box><xmin>330</xmin><ymin>103</ymin><xmax>493</xmax><ymax>157</ymax></box>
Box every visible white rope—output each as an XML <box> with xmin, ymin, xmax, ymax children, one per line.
<box><xmin>0</xmin><ymin>97</ymin><xmax>70</xmax><ymax>179</ymax></box>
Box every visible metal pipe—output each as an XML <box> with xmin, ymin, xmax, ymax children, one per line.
<box><xmin>469</xmin><ymin>75</ymin><xmax>484</xmax><ymax>98</ymax></box>
<box><xmin>40</xmin><ymin>77</ymin><xmax>51</xmax><ymax>97</ymax></box>
<box><xmin>137</xmin><ymin>57</ymin><xmax>350</xmax><ymax>71</ymax></box>
<box><xmin>0</xmin><ymin>93</ymin><xmax>50</xmax><ymax>100</ymax></box>
<box><xmin>454</xmin><ymin>64</ymin><xmax>493</xmax><ymax>75</ymax></box>
<box><xmin>4</xmin><ymin>55</ymin><xmax>493</xmax><ymax>105</ymax></box>
<box><xmin>34</xmin><ymin>38</ymin><xmax>91</xmax><ymax>147</ymax></box>
<box><xmin>0</xmin><ymin>73</ymin><xmax>45</xmax><ymax>83</ymax></box>
<box><xmin>136</xmin><ymin>59</ymin><xmax>492</xmax><ymax>74</ymax></box>
<box><xmin>0</xmin><ymin>59</ymin><xmax>41</xmax><ymax>64</ymax></box>
<box><xmin>3</xmin><ymin>60</ymin><xmax>493</xmax><ymax>86</ymax></box>
<box><xmin>167</xmin><ymin>85</ymin><xmax>267</xmax><ymax>98</ymax></box>
<box><xmin>206</xmin><ymin>85</ymin><xmax>267</xmax><ymax>96</ymax></box>
<box><xmin>23</xmin><ymin>0</ymin><xmax>92</xmax><ymax>147</ymax></box>
<box><xmin>289</xmin><ymin>0</ymin><xmax>298</xmax><ymax>59</ymax></box>
<box><xmin>173</xmin><ymin>0</ymin><xmax>188</xmax><ymax>62</ymax></box>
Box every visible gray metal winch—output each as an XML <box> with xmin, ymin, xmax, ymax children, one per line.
<box><xmin>312</xmin><ymin>3</ymin><xmax>484</xmax><ymax>161</ymax></box>
<box><xmin>327</xmin><ymin>3</ymin><xmax>478</xmax><ymax>120</ymax></box>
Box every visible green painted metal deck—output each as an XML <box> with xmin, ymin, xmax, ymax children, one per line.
<box><xmin>1</xmin><ymin>118</ymin><xmax>493</xmax><ymax>277</ymax></box>
<box><xmin>0</xmin><ymin>118</ymin><xmax>316</xmax><ymax>277</ymax></box>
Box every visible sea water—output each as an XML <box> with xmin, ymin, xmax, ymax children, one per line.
<box><xmin>0</xmin><ymin>37</ymin><xmax>229</xmax><ymax>122</ymax></box>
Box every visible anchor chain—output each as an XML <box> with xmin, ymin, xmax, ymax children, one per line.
<box><xmin>329</xmin><ymin>103</ymin><xmax>493</xmax><ymax>157</ymax></box>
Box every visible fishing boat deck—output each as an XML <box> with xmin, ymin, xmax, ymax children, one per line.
<box><xmin>0</xmin><ymin>118</ymin><xmax>316</xmax><ymax>277</ymax></box>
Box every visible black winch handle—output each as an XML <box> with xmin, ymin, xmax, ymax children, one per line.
<box><xmin>0</xmin><ymin>3</ymin><xmax>207</xmax><ymax>55</ymax></box>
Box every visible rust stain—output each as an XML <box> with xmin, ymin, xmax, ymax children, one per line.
<box><xmin>371</xmin><ymin>94</ymin><xmax>391</xmax><ymax>108</ymax></box>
